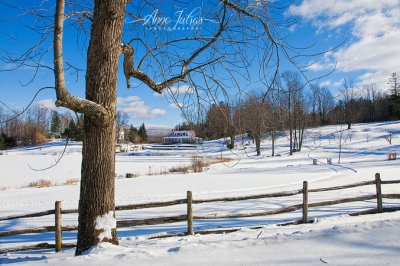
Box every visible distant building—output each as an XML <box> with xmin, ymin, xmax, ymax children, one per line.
<box><xmin>163</xmin><ymin>130</ymin><xmax>202</xmax><ymax>144</ymax></box>
<box><xmin>117</xmin><ymin>126</ymin><xmax>125</xmax><ymax>144</ymax></box>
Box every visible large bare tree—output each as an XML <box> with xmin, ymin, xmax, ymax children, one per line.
<box><xmin>1</xmin><ymin>0</ymin><xmax>311</xmax><ymax>255</ymax></box>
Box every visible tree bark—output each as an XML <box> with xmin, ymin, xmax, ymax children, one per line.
<box><xmin>75</xmin><ymin>0</ymin><xmax>126</xmax><ymax>256</ymax></box>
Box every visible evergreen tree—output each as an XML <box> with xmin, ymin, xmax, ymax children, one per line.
<box><xmin>50</xmin><ymin>111</ymin><xmax>61</xmax><ymax>135</ymax></box>
<box><xmin>138</xmin><ymin>123</ymin><xmax>148</xmax><ymax>143</ymax></box>
<box><xmin>1</xmin><ymin>133</ymin><xmax>16</xmax><ymax>149</ymax></box>
<box><xmin>63</xmin><ymin>118</ymin><xmax>83</xmax><ymax>141</ymax></box>
<box><xmin>127</xmin><ymin>124</ymin><xmax>140</xmax><ymax>143</ymax></box>
<box><xmin>0</xmin><ymin>133</ymin><xmax>4</xmax><ymax>150</ymax></box>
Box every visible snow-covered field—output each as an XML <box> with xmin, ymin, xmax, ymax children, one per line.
<box><xmin>1</xmin><ymin>121</ymin><xmax>400</xmax><ymax>265</ymax></box>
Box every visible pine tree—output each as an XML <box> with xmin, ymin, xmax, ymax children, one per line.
<box><xmin>50</xmin><ymin>111</ymin><xmax>61</xmax><ymax>136</ymax></box>
<box><xmin>1</xmin><ymin>133</ymin><xmax>16</xmax><ymax>149</ymax></box>
<box><xmin>389</xmin><ymin>73</ymin><xmax>399</xmax><ymax>96</ymax></box>
<box><xmin>127</xmin><ymin>124</ymin><xmax>139</xmax><ymax>143</ymax></box>
<box><xmin>138</xmin><ymin>123</ymin><xmax>148</xmax><ymax>143</ymax></box>
<box><xmin>63</xmin><ymin>118</ymin><xmax>83</xmax><ymax>141</ymax></box>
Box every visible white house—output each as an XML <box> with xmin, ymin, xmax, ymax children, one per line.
<box><xmin>163</xmin><ymin>130</ymin><xmax>202</xmax><ymax>144</ymax></box>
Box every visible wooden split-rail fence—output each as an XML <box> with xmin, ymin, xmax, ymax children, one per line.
<box><xmin>1</xmin><ymin>173</ymin><xmax>400</xmax><ymax>253</ymax></box>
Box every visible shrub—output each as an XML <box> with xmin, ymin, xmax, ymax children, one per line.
<box><xmin>28</xmin><ymin>179</ymin><xmax>52</xmax><ymax>188</ymax></box>
<box><xmin>35</xmin><ymin>132</ymin><xmax>47</xmax><ymax>145</ymax></box>
<box><xmin>191</xmin><ymin>157</ymin><xmax>205</xmax><ymax>173</ymax></box>
<box><xmin>169</xmin><ymin>165</ymin><xmax>190</xmax><ymax>174</ymax></box>
<box><xmin>65</xmin><ymin>178</ymin><xmax>80</xmax><ymax>185</ymax></box>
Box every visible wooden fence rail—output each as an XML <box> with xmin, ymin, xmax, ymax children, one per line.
<box><xmin>1</xmin><ymin>173</ymin><xmax>400</xmax><ymax>253</ymax></box>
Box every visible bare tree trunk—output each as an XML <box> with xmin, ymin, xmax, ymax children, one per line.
<box><xmin>255</xmin><ymin>133</ymin><xmax>261</xmax><ymax>156</ymax></box>
<box><xmin>230</xmin><ymin>133</ymin><xmax>235</xmax><ymax>148</ymax></box>
<box><xmin>294</xmin><ymin>116</ymin><xmax>298</xmax><ymax>151</ymax></box>
<box><xmin>75</xmin><ymin>0</ymin><xmax>125</xmax><ymax>256</ymax></box>
<box><xmin>298</xmin><ymin>125</ymin><xmax>305</xmax><ymax>151</ymax></box>
<box><xmin>271</xmin><ymin>130</ymin><xmax>275</xmax><ymax>157</ymax></box>
<box><xmin>289</xmin><ymin>101</ymin><xmax>293</xmax><ymax>155</ymax></box>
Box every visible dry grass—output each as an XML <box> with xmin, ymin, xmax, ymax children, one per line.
<box><xmin>28</xmin><ymin>179</ymin><xmax>53</xmax><ymax>188</ymax></box>
<box><xmin>168</xmin><ymin>156</ymin><xmax>232</xmax><ymax>174</ymax></box>
<box><xmin>147</xmin><ymin>166</ymin><xmax>168</xmax><ymax>176</ymax></box>
<box><xmin>169</xmin><ymin>165</ymin><xmax>191</xmax><ymax>174</ymax></box>
<box><xmin>64</xmin><ymin>178</ymin><xmax>80</xmax><ymax>185</ymax></box>
<box><xmin>191</xmin><ymin>157</ymin><xmax>205</xmax><ymax>173</ymax></box>
<box><xmin>142</xmin><ymin>156</ymin><xmax>233</xmax><ymax>176</ymax></box>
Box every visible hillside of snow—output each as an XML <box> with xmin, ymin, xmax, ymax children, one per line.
<box><xmin>135</xmin><ymin>124</ymin><xmax>173</xmax><ymax>137</ymax></box>
<box><xmin>1</xmin><ymin>121</ymin><xmax>400</xmax><ymax>265</ymax></box>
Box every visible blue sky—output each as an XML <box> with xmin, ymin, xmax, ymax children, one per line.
<box><xmin>0</xmin><ymin>0</ymin><xmax>399</xmax><ymax>127</ymax></box>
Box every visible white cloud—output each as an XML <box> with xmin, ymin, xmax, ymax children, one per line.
<box><xmin>117</xmin><ymin>96</ymin><xmax>140</xmax><ymax>105</ymax></box>
<box><xmin>290</xmin><ymin>0</ymin><xmax>400</xmax><ymax>89</ymax></box>
<box><xmin>289</xmin><ymin>0</ymin><xmax>398</xmax><ymax>27</ymax></box>
<box><xmin>333</xmin><ymin>79</ymin><xmax>344</xmax><ymax>87</ymax></box>
<box><xmin>117</xmin><ymin>96</ymin><xmax>166</xmax><ymax>119</ymax></box>
<box><xmin>320</xmin><ymin>80</ymin><xmax>331</xmax><ymax>87</ymax></box>
<box><xmin>153</xmin><ymin>85</ymin><xmax>195</xmax><ymax>97</ymax></box>
<box><xmin>35</xmin><ymin>99</ymin><xmax>55</xmax><ymax>110</ymax></box>
<box><xmin>306</xmin><ymin>62</ymin><xmax>331</xmax><ymax>71</ymax></box>
<box><xmin>166</xmin><ymin>85</ymin><xmax>195</xmax><ymax>95</ymax></box>
<box><xmin>169</xmin><ymin>102</ymin><xmax>183</xmax><ymax>109</ymax></box>
<box><xmin>150</xmin><ymin>108</ymin><xmax>167</xmax><ymax>116</ymax></box>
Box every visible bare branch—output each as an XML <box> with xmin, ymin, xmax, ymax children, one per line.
<box><xmin>53</xmin><ymin>0</ymin><xmax>110</xmax><ymax>126</ymax></box>
<box><xmin>122</xmin><ymin>4</ymin><xmax>227</xmax><ymax>94</ymax></box>
<box><xmin>0</xmin><ymin>87</ymin><xmax>53</xmax><ymax>124</ymax></box>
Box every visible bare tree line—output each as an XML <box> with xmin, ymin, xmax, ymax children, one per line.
<box><xmin>183</xmin><ymin>72</ymin><xmax>400</xmax><ymax>157</ymax></box>
<box><xmin>0</xmin><ymin>105</ymin><xmax>70</xmax><ymax>148</ymax></box>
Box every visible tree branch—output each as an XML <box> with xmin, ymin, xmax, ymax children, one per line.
<box><xmin>53</xmin><ymin>0</ymin><xmax>110</xmax><ymax>126</ymax></box>
<box><xmin>121</xmin><ymin>5</ymin><xmax>227</xmax><ymax>94</ymax></box>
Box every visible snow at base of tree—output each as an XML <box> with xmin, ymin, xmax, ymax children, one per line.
<box><xmin>95</xmin><ymin>212</ymin><xmax>116</xmax><ymax>241</ymax></box>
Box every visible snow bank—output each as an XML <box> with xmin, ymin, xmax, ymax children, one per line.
<box><xmin>1</xmin><ymin>212</ymin><xmax>400</xmax><ymax>265</ymax></box>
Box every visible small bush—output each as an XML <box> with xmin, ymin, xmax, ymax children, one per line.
<box><xmin>28</xmin><ymin>179</ymin><xmax>52</xmax><ymax>188</ymax></box>
<box><xmin>191</xmin><ymin>157</ymin><xmax>205</xmax><ymax>173</ymax></box>
<box><xmin>35</xmin><ymin>132</ymin><xmax>47</xmax><ymax>145</ymax></box>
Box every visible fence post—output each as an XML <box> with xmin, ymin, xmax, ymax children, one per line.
<box><xmin>187</xmin><ymin>191</ymin><xmax>193</xmax><ymax>235</ymax></box>
<box><xmin>302</xmin><ymin>181</ymin><xmax>308</xmax><ymax>223</ymax></box>
<box><xmin>55</xmin><ymin>201</ymin><xmax>62</xmax><ymax>252</ymax></box>
<box><xmin>375</xmin><ymin>173</ymin><xmax>383</xmax><ymax>213</ymax></box>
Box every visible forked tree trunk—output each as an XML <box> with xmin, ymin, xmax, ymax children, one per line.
<box><xmin>75</xmin><ymin>0</ymin><xmax>126</xmax><ymax>256</ymax></box>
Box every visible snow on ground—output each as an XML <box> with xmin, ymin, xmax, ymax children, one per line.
<box><xmin>2</xmin><ymin>213</ymin><xmax>400</xmax><ymax>265</ymax></box>
<box><xmin>1</xmin><ymin>121</ymin><xmax>400</xmax><ymax>264</ymax></box>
